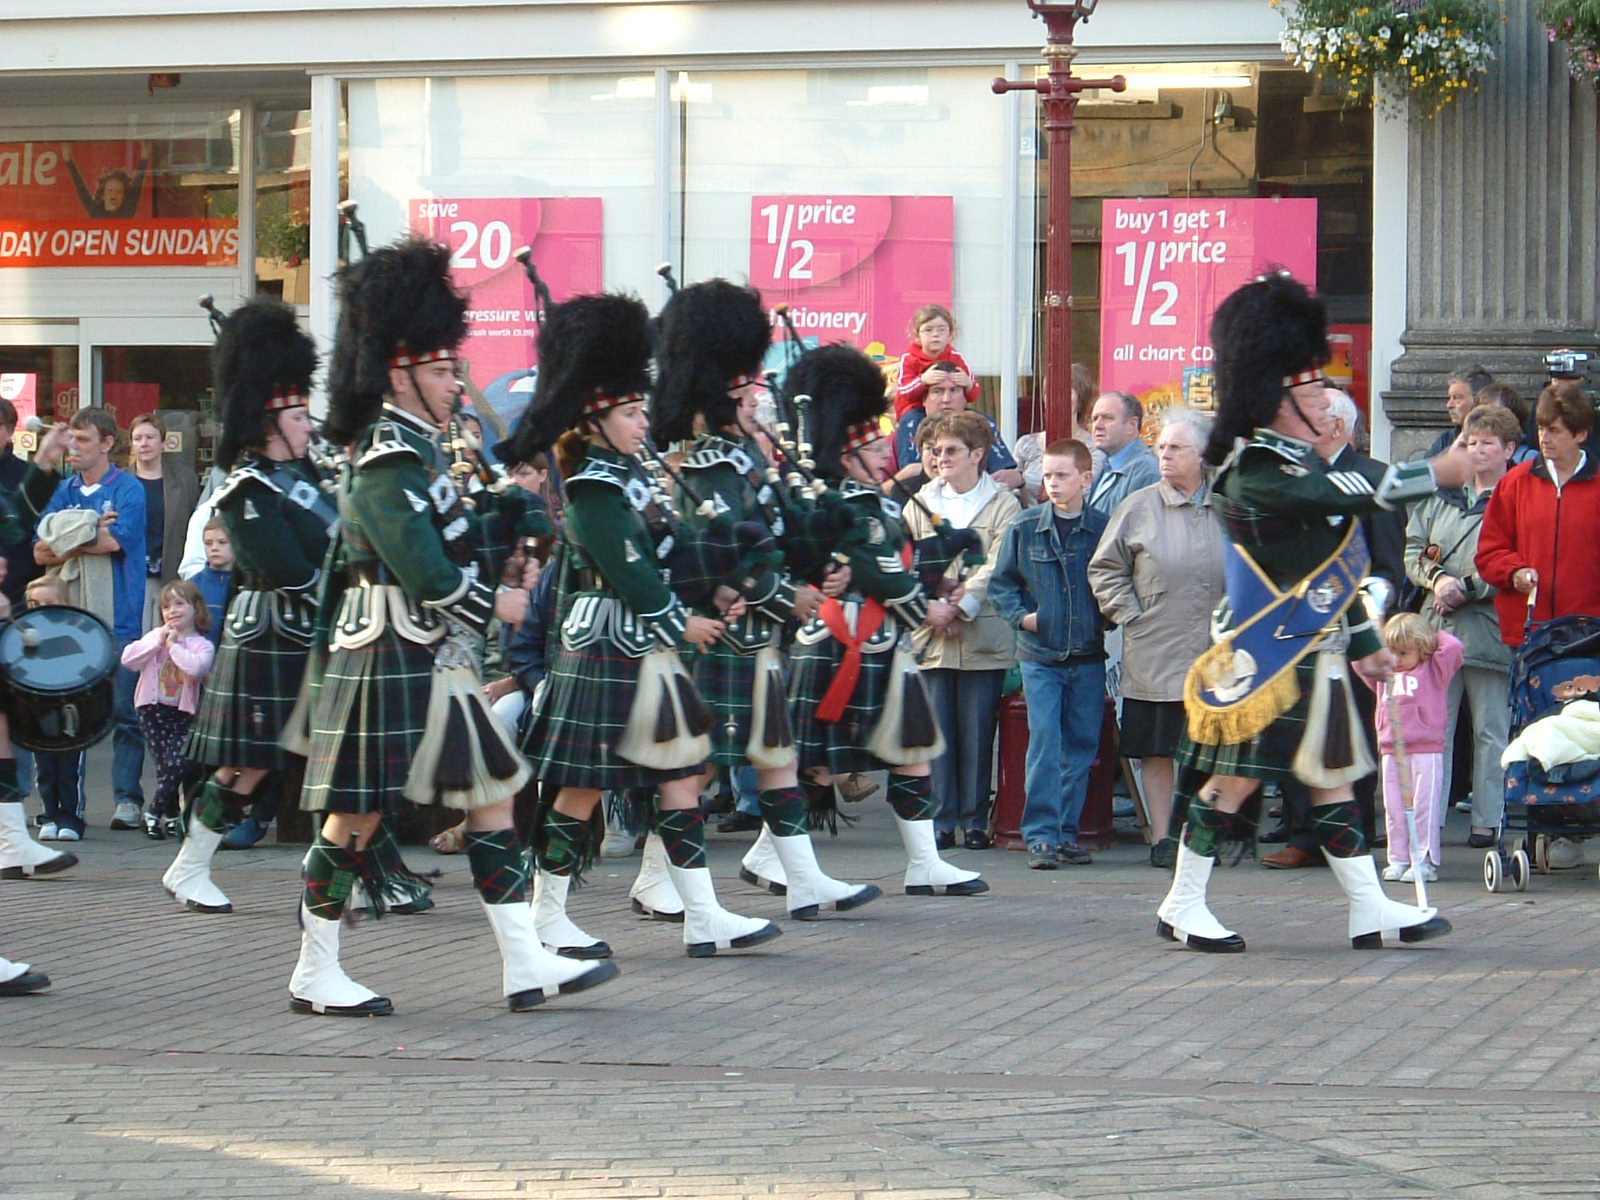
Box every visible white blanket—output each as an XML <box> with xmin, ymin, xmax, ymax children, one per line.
<box><xmin>1502</xmin><ymin>700</ymin><xmax>1600</xmax><ymax>771</ymax></box>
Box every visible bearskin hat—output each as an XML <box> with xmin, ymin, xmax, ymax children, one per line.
<box><xmin>212</xmin><ymin>297</ymin><xmax>317</xmax><ymax>471</ymax></box>
<box><xmin>1205</xmin><ymin>269</ymin><xmax>1328</xmax><ymax>465</ymax></box>
<box><xmin>501</xmin><ymin>292</ymin><xmax>653</xmax><ymax>462</ymax></box>
<box><xmin>784</xmin><ymin>343</ymin><xmax>889</xmax><ymax>479</ymax></box>
<box><xmin>324</xmin><ymin>236</ymin><xmax>468</xmax><ymax>445</ymax></box>
<box><xmin>651</xmin><ymin>279</ymin><xmax>771</xmax><ymax>444</ymax></box>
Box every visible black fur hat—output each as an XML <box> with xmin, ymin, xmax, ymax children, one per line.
<box><xmin>784</xmin><ymin>343</ymin><xmax>889</xmax><ymax>479</ymax></box>
<box><xmin>651</xmin><ymin>279</ymin><xmax>771</xmax><ymax>444</ymax></box>
<box><xmin>213</xmin><ymin>297</ymin><xmax>317</xmax><ymax>471</ymax></box>
<box><xmin>324</xmin><ymin>236</ymin><xmax>468</xmax><ymax>444</ymax></box>
<box><xmin>1205</xmin><ymin>269</ymin><xmax>1329</xmax><ymax>465</ymax></box>
<box><xmin>501</xmin><ymin>292</ymin><xmax>653</xmax><ymax>461</ymax></box>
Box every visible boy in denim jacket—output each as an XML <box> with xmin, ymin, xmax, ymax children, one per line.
<box><xmin>989</xmin><ymin>439</ymin><xmax>1107</xmax><ymax>867</ymax></box>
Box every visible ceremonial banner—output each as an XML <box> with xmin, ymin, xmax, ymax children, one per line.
<box><xmin>1099</xmin><ymin>198</ymin><xmax>1317</xmax><ymax>422</ymax></box>
<box><xmin>410</xmin><ymin>196</ymin><xmax>604</xmax><ymax>430</ymax></box>
<box><xmin>748</xmin><ymin>195</ymin><xmax>953</xmax><ymax>358</ymax></box>
<box><xmin>0</xmin><ymin>140</ymin><xmax>239</xmax><ymax>267</ymax></box>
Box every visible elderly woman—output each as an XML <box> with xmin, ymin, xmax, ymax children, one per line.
<box><xmin>1478</xmin><ymin>380</ymin><xmax>1600</xmax><ymax>645</ymax></box>
<box><xmin>1088</xmin><ymin>407</ymin><xmax>1225</xmax><ymax>867</ymax></box>
<box><xmin>903</xmin><ymin>411</ymin><xmax>1021</xmax><ymax>850</ymax></box>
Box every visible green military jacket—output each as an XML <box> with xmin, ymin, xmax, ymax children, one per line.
<box><xmin>834</xmin><ymin>479</ymin><xmax>928</xmax><ymax>634</ymax></box>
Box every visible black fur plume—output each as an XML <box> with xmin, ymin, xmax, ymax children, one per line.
<box><xmin>652</xmin><ymin>280</ymin><xmax>771</xmax><ymax>444</ymax></box>
<box><xmin>784</xmin><ymin>343</ymin><xmax>890</xmax><ymax>478</ymax></box>
<box><xmin>213</xmin><ymin>298</ymin><xmax>317</xmax><ymax>470</ymax></box>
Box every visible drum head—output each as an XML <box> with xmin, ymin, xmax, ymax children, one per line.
<box><xmin>0</xmin><ymin>605</ymin><xmax>117</xmax><ymax>695</ymax></box>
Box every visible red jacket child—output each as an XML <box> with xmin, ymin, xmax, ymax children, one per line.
<box><xmin>894</xmin><ymin>304</ymin><xmax>980</xmax><ymax>417</ymax></box>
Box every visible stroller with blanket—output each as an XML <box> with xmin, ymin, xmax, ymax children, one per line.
<box><xmin>1484</xmin><ymin>610</ymin><xmax>1600</xmax><ymax>892</ymax></box>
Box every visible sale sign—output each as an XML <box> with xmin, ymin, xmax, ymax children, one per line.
<box><xmin>749</xmin><ymin>195</ymin><xmax>952</xmax><ymax>356</ymax></box>
<box><xmin>1099</xmin><ymin>199</ymin><xmax>1318</xmax><ymax>414</ymax></box>
<box><xmin>410</xmin><ymin>197</ymin><xmax>603</xmax><ymax>430</ymax></box>
<box><xmin>0</xmin><ymin>140</ymin><xmax>239</xmax><ymax>268</ymax></box>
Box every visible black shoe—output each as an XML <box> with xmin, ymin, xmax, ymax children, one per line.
<box><xmin>1057</xmin><ymin>841</ymin><xmax>1092</xmax><ymax>865</ymax></box>
<box><xmin>1467</xmin><ymin>828</ymin><xmax>1497</xmax><ymax>849</ymax></box>
<box><xmin>715</xmin><ymin>811</ymin><xmax>761</xmax><ymax>834</ymax></box>
<box><xmin>1258</xmin><ymin>825</ymin><xmax>1290</xmax><ymax>845</ymax></box>
<box><xmin>143</xmin><ymin>813</ymin><xmax>166</xmax><ymax>841</ymax></box>
<box><xmin>934</xmin><ymin>829</ymin><xmax>955</xmax><ymax>851</ymax></box>
<box><xmin>962</xmin><ymin>829</ymin><xmax>992</xmax><ymax>850</ymax></box>
<box><xmin>1150</xmin><ymin>838</ymin><xmax>1177</xmax><ymax>869</ymax></box>
<box><xmin>1027</xmin><ymin>843</ymin><xmax>1058</xmax><ymax>869</ymax></box>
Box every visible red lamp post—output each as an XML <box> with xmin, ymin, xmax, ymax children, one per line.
<box><xmin>994</xmin><ymin>1</ymin><xmax>1124</xmax><ymax>443</ymax></box>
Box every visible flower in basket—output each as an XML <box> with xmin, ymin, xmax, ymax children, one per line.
<box><xmin>1540</xmin><ymin>0</ymin><xmax>1600</xmax><ymax>88</ymax></box>
<box><xmin>1274</xmin><ymin>0</ymin><xmax>1501</xmax><ymax>115</ymax></box>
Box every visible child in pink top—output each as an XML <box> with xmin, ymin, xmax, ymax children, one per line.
<box><xmin>1355</xmin><ymin>614</ymin><xmax>1464</xmax><ymax>883</ymax></box>
<box><xmin>894</xmin><ymin>304</ymin><xmax>979</xmax><ymax>418</ymax></box>
<box><xmin>121</xmin><ymin>580</ymin><xmax>214</xmax><ymax>839</ymax></box>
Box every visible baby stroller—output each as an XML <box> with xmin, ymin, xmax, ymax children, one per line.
<box><xmin>1484</xmin><ymin>610</ymin><xmax>1600</xmax><ymax>892</ymax></box>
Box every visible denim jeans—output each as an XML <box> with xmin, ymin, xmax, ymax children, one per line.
<box><xmin>113</xmin><ymin>663</ymin><xmax>146</xmax><ymax>809</ymax></box>
<box><xmin>1019</xmin><ymin>657</ymin><xmax>1105</xmax><ymax>848</ymax></box>
<box><xmin>733</xmin><ymin>764</ymin><xmax>761</xmax><ymax>817</ymax></box>
<box><xmin>924</xmin><ymin>667</ymin><xmax>1005</xmax><ymax>835</ymax></box>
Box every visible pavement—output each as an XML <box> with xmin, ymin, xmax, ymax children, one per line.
<box><xmin>7</xmin><ymin>758</ymin><xmax>1600</xmax><ymax>1199</ymax></box>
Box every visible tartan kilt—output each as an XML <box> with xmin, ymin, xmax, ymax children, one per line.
<box><xmin>300</xmin><ymin>630</ymin><xmax>434</xmax><ymax>815</ymax></box>
<box><xmin>522</xmin><ymin>636</ymin><xmax>703</xmax><ymax>792</ymax></box>
<box><xmin>692</xmin><ymin>642</ymin><xmax>763</xmax><ymax>767</ymax></box>
<box><xmin>185</xmin><ymin>613</ymin><xmax>311</xmax><ymax>772</ymax></box>
<box><xmin>789</xmin><ymin>633</ymin><xmax>895</xmax><ymax>778</ymax></box>
<box><xmin>1176</xmin><ymin>657</ymin><xmax>1315</xmax><ymax>786</ymax></box>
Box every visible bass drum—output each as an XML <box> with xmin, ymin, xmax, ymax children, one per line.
<box><xmin>0</xmin><ymin>604</ymin><xmax>118</xmax><ymax>753</ymax></box>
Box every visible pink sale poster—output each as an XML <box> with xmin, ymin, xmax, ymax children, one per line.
<box><xmin>410</xmin><ymin>197</ymin><xmax>603</xmax><ymax>428</ymax></box>
<box><xmin>1098</xmin><ymin>198</ymin><xmax>1317</xmax><ymax>417</ymax></box>
<box><xmin>749</xmin><ymin>195</ymin><xmax>952</xmax><ymax>359</ymax></box>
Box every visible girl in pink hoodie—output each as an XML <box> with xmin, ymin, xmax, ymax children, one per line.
<box><xmin>121</xmin><ymin>580</ymin><xmax>215</xmax><ymax>838</ymax></box>
<box><xmin>1356</xmin><ymin>613</ymin><xmax>1464</xmax><ymax>884</ymax></box>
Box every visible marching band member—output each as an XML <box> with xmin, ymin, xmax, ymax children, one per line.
<box><xmin>785</xmin><ymin>344</ymin><xmax>988</xmax><ymax>897</ymax></box>
<box><xmin>1160</xmin><ymin>272</ymin><xmax>1469</xmax><ymax>953</ymax></box>
<box><xmin>164</xmin><ymin>298</ymin><xmax>351</xmax><ymax>914</ymax></box>
<box><xmin>289</xmin><ymin>237</ymin><xmax>617</xmax><ymax>1015</ymax></box>
<box><xmin>509</xmin><ymin>291</ymin><xmax>782</xmax><ymax>959</ymax></box>
<box><xmin>649</xmin><ymin>279</ymin><xmax>878</xmax><ymax>922</ymax></box>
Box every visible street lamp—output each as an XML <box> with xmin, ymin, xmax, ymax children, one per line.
<box><xmin>994</xmin><ymin>0</ymin><xmax>1125</xmax><ymax>442</ymax></box>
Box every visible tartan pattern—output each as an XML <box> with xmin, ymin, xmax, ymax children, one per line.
<box><xmin>302</xmin><ymin>834</ymin><xmax>361</xmax><ymax>920</ymax></box>
<box><xmin>886</xmin><ymin>772</ymin><xmax>932</xmax><ymax>822</ymax></box>
<box><xmin>758</xmin><ymin>786</ymin><xmax>808</xmax><ymax>838</ymax></box>
<box><xmin>654</xmin><ymin>807</ymin><xmax>707</xmax><ymax>868</ymax></box>
<box><xmin>789</xmin><ymin>634</ymin><xmax>896</xmax><ymax>778</ymax></box>
<box><xmin>299</xmin><ymin>631</ymin><xmax>434</xmax><ymax>815</ymax></box>
<box><xmin>0</xmin><ymin>757</ymin><xmax>21</xmax><ymax>802</ymax></box>
<box><xmin>192</xmin><ymin>777</ymin><xmax>247</xmax><ymax>834</ymax></box>
<box><xmin>186</xmin><ymin>597</ymin><xmax>312</xmax><ymax>770</ymax></box>
<box><xmin>537</xmin><ymin>809</ymin><xmax>587</xmax><ymax>877</ymax></box>
<box><xmin>691</xmin><ymin>642</ymin><xmax>761</xmax><ymax>766</ymax></box>
<box><xmin>523</xmin><ymin>634</ymin><xmax>701</xmax><ymax>792</ymax></box>
<box><xmin>1309</xmin><ymin>801</ymin><xmax>1365</xmax><ymax>858</ymax></box>
<box><xmin>1180</xmin><ymin>793</ymin><xmax>1229</xmax><ymax>858</ymax></box>
<box><xmin>466</xmin><ymin>829</ymin><xmax>529</xmax><ymax>904</ymax></box>
<box><xmin>1176</xmin><ymin>658</ymin><xmax>1316</xmax><ymax>786</ymax></box>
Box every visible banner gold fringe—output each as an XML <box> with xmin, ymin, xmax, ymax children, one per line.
<box><xmin>1184</xmin><ymin>641</ymin><xmax>1300</xmax><ymax>746</ymax></box>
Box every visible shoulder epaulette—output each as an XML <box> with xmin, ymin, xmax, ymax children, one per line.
<box><xmin>210</xmin><ymin>462</ymin><xmax>278</xmax><ymax>507</ymax></box>
<box><xmin>565</xmin><ymin>457</ymin><xmax>629</xmax><ymax>491</ymax></box>
<box><xmin>682</xmin><ymin>436</ymin><xmax>756</xmax><ymax>476</ymax></box>
<box><xmin>355</xmin><ymin>420</ymin><xmax>427</xmax><ymax>470</ymax></box>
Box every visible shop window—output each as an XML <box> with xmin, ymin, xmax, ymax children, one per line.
<box><xmin>1028</xmin><ymin>62</ymin><xmax>1373</xmax><ymax>424</ymax></box>
<box><xmin>256</xmin><ymin>106</ymin><xmax>314</xmax><ymax>304</ymax></box>
<box><xmin>0</xmin><ymin>109</ymin><xmax>240</xmax><ymax>269</ymax></box>
<box><xmin>0</xmin><ymin>344</ymin><xmax>77</xmax><ymax>433</ymax></box>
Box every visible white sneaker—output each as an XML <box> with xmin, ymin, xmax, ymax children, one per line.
<box><xmin>1381</xmin><ymin>862</ymin><xmax>1409</xmax><ymax>882</ymax></box>
<box><xmin>110</xmin><ymin>801</ymin><xmax>142</xmax><ymax>830</ymax></box>
<box><xmin>38</xmin><ymin>823</ymin><xmax>58</xmax><ymax>841</ymax></box>
<box><xmin>1548</xmin><ymin>837</ymin><xmax>1583</xmax><ymax>869</ymax></box>
<box><xmin>55</xmin><ymin>828</ymin><xmax>82</xmax><ymax>842</ymax></box>
<box><xmin>599</xmin><ymin>829</ymin><xmax>638</xmax><ymax>858</ymax></box>
<box><xmin>1399</xmin><ymin>862</ymin><xmax>1437</xmax><ymax>883</ymax></box>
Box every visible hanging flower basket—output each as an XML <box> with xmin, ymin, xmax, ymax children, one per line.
<box><xmin>1541</xmin><ymin>1</ymin><xmax>1600</xmax><ymax>88</ymax></box>
<box><xmin>1274</xmin><ymin>0</ymin><xmax>1501</xmax><ymax>115</ymax></box>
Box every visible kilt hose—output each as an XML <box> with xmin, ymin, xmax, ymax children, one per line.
<box><xmin>186</xmin><ymin>606</ymin><xmax>312</xmax><ymax>772</ymax></box>
<box><xmin>523</xmin><ymin>635</ymin><xmax>702</xmax><ymax>793</ymax></box>
<box><xmin>789</xmin><ymin>633</ymin><xmax>895</xmax><ymax>779</ymax></box>
<box><xmin>300</xmin><ymin>630</ymin><xmax>434</xmax><ymax>815</ymax></box>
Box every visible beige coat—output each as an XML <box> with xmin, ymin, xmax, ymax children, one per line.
<box><xmin>1088</xmin><ymin>478</ymin><xmax>1225</xmax><ymax>702</ymax></box>
<box><xmin>904</xmin><ymin>476</ymin><xmax>1020</xmax><ymax>672</ymax></box>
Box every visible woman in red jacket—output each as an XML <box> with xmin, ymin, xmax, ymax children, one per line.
<box><xmin>1476</xmin><ymin>381</ymin><xmax>1600</xmax><ymax>647</ymax></box>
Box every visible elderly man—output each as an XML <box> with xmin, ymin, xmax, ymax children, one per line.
<box><xmin>1259</xmin><ymin>387</ymin><xmax>1398</xmax><ymax>869</ymax></box>
<box><xmin>1087</xmin><ymin>391</ymin><xmax>1158</xmax><ymax>516</ymax></box>
<box><xmin>1426</xmin><ymin>366</ymin><xmax>1493</xmax><ymax>457</ymax></box>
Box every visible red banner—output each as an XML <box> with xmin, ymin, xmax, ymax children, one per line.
<box><xmin>0</xmin><ymin>140</ymin><xmax>238</xmax><ymax>268</ymax></box>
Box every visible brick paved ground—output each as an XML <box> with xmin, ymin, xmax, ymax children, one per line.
<box><xmin>6</xmin><ymin>760</ymin><xmax>1600</xmax><ymax>1197</ymax></box>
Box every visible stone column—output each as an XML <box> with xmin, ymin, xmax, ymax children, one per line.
<box><xmin>1384</xmin><ymin>0</ymin><xmax>1600</xmax><ymax>457</ymax></box>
